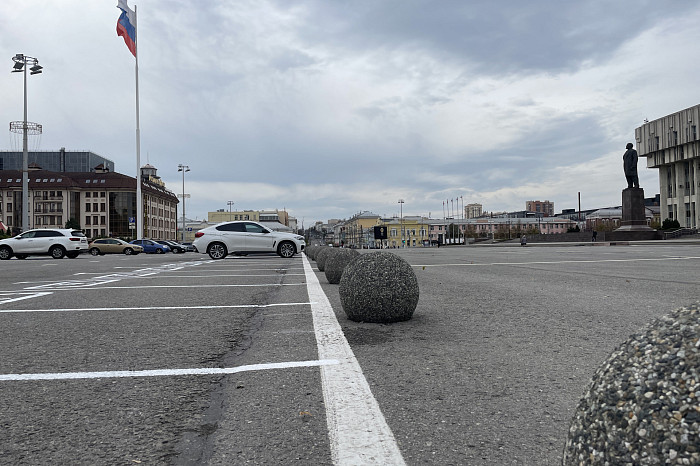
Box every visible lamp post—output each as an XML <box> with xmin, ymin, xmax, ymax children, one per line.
<box><xmin>11</xmin><ymin>53</ymin><xmax>42</xmax><ymax>233</ymax></box>
<box><xmin>177</xmin><ymin>164</ymin><xmax>190</xmax><ymax>242</ymax></box>
<box><xmin>398</xmin><ymin>199</ymin><xmax>405</xmax><ymax>248</ymax></box>
<box><xmin>227</xmin><ymin>200</ymin><xmax>234</xmax><ymax>221</ymax></box>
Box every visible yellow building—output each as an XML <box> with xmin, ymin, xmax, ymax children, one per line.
<box><xmin>383</xmin><ymin>216</ymin><xmax>430</xmax><ymax>247</ymax></box>
<box><xmin>337</xmin><ymin>211</ymin><xmax>382</xmax><ymax>247</ymax></box>
<box><xmin>208</xmin><ymin>210</ymin><xmax>259</xmax><ymax>223</ymax></box>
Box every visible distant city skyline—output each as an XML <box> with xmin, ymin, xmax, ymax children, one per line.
<box><xmin>2</xmin><ymin>1</ymin><xmax>698</xmax><ymax>224</ymax></box>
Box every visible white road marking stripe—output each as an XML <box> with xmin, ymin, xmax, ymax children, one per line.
<box><xmin>18</xmin><ymin>283</ymin><xmax>306</xmax><ymax>291</ymax></box>
<box><xmin>303</xmin><ymin>256</ymin><xmax>405</xmax><ymax>465</ymax></box>
<box><xmin>0</xmin><ymin>292</ymin><xmax>53</xmax><ymax>304</ymax></box>
<box><xmin>0</xmin><ymin>359</ymin><xmax>339</xmax><ymax>381</ymax></box>
<box><xmin>0</xmin><ymin>302</ymin><xmax>312</xmax><ymax>314</ymax></box>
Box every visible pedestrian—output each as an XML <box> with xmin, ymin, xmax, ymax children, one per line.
<box><xmin>520</xmin><ymin>235</ymin><xmax>527</xmax><ymax>246</ymax></box>
<box><xmin>592</xmin><ymin>230</ymin><xmax>597</xmax><ymax>242</ymax></box>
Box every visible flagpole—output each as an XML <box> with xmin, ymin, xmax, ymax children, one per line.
<box><xmin>134</xmin><ymin>4</ymin><xmax>143</xmax><ymax>239</ymax></box>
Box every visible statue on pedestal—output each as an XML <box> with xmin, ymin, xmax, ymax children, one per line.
<box><xmin>623</xmin><ymin>142</ymin><xmax>639</xmax><ymax>189</ymax></box>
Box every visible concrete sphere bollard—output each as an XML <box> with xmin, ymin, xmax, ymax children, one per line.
<box><xmin>324</xmin><ymin>248</ymin><xmax>360</xmax><ymax>284</ymax></box>
<box><xmin>339</xmin><ymin>252</ymin><xmax>419</xmax><ymax>323</ymax></box>
<box><xmin>563</xmin><ymin>303</ymin><xmax>700</xmax><ymax>465</ymax></box>
<box><xmin>305</xmin><ymin>246</ymin><xmax>317</xmax><ymax>260</ymax></box>
<box><xmin>315</xmin><ymin>247</ymin><xmax>333</xmax><ymax>271</ymax></box>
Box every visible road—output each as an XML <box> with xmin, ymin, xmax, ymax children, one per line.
<box><xmin>0</xmin><ymin>243</ymin><xmax>698</xmax><ymax>465</ymax></box>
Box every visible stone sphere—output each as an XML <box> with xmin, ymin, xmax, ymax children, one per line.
<box><xmin>305</xmin><ymin>246</ymin><xmax>317</xmax><ymax>260</ymax></box>
<box><xmin>563</xmin><ymin>303</ymin><xmax>700</xmax><ymax>465</ymax></box>
<box><xmin>324</xmin><ymin>248</ymin><xmax>360</xmax><ymax>284</ymax></box>
<box><xmin>339</xmin><ymin>252</ymin><xmax>419</xmax><ymax>323</ymax></box>
<box><xmin>315</xmin><ymin>247</ymin><xmax>334</xmax><ymax>271</ymax></box>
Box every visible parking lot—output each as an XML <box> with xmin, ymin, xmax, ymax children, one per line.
<box><xmin>0</xmin><ymin>244</ymin><xmax>699</xmax><ymax>464</ymax></box>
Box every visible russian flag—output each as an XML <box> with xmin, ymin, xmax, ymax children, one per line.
<box><xmin>116</xmin><ymin>0</ymin><xmax>136</xmax><ymax>57</ymax></box>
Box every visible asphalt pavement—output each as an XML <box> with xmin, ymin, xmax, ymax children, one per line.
<box><xmin>0</xmin><ymin>243</ymin><xmax>698</xmax><ymax>465</ymax></box>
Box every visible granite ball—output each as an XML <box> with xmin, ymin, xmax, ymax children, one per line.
<box><xmin>339</xmin><ymin>252</ymin><xmax>419</xmax><ymax>323</ymax></box>
<box><xmin>315</xmin><ymin>247</ymin><xmax>333</xmax><ymax>271</ymax></box>
<box><xmin>305</xmin><ymin>246</ymin><xmax>318</xmax><ymax>260</ymax></box>
<box><xmin>324</xmin><ymin>248</ymin><xmax>360</xmax><ymax>284</ymax></box>
<box><xmin>563</xmin><ymin>303</ymin><xmax>700</xmax><ymax>465</ymax></box>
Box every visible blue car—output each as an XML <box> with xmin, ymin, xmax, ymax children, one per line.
<box><xmin>129</xmin><ymin>239</ymin><xmax>171</xmax><ymax>254</ymax></box>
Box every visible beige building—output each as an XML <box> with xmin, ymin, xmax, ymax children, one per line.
<box><xmin>636</xmin><ymin>104</ymin><xmax>699</xmax><ymax>228</ymax></box>
<box><xmin>465</xmin><ymin>203</ymin><xmax>483</xmax><ymax>219</ymax></box>
<box><xmin>525</xmin><ymin>200</ymin><xmax>554</xmax><ymax>216</ymax></box>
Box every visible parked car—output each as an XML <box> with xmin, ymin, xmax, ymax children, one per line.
<box><xmin>181</xmin><ymin>242</ymin><xmax>195</xmax><ymax>252</ymax></box>
<box><xmin>156</xmin><ymin>240</ymin><xmax>186</xmax><ymax>253</ymax></box>
<box><xmin>192</xmin><ymin>220</ymin><xmax>305</xmax><ymax>260</ymax></box>
<box><xmin>89</xmin><ymin>238</ymin><xmax>144</xmax><ymax>256</ymax></box>
<box><xmin>129</xmin><ymin>239</ymin><xmax>170</xmax><ymax>254</ymax></box>
<box><xmin>0</xmin><ymin>228</ymin><xmax>88</xmax><ymax>260</ymax></box>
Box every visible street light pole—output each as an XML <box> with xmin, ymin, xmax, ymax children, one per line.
<box><xmin>178</xmin><ymin>164</ymin><xmax>189</xmax><ymax>242</ymax></box>
<box><xmin>11</xmin><ymin>54</ymin><xmax>42</xmax><ymax>233</ymax></box>
<box><xmin>398</xmin><ymin>199</ymin><xmax>405</xmax><ymax>248</ymax></box>
<box><xmin>227</xmin><ymin>200</ymin><xmax>234</xmax><ymax>221</ymax></box>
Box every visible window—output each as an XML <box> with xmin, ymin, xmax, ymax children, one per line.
<box><xmin>244</xmin><ymin>222</ymin><xmax>267</xmax><ymax>234</ymax></box>
<box><xmin>86</xmin><ymin>192</ymin><xmax>91</xmax><ymax>197</ymax></box>
<box><xmin>85</xmin><ymin>216</ymin><xmax>91</xmax><ymax>225</ymax></box>
<box><xmin>101</xmin><ymin>216</ymin><xmax>106</xmax><ymax>225</ymax></box>
<box><xmin>100</xmin><ymin>203</ymin><xmax>106</xmax><ymax>212</ymax></box>
<box><xmin>100</xmin><ymin>192</ymin><xmax>106</xmax><ymax>197</ymax></box>
<box><xmin>85</xmin><ymin>204</ymin><xmax>91</xmax><ymax>212</ymax></box>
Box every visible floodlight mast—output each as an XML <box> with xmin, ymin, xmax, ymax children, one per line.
<box><xmin>11</xmin><ymin>53</ymin><xmax>42</xmax><ymax>232</ymax></box>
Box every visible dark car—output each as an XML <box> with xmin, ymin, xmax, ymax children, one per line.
<box><xmin>156</xmin><ymin>240</ymin><xmax>186</xmax><ymax>253</ymax></box>
<box><xmin>129</xmin><ymin>239</ymin><xmax>170</xmax><ymax>254</ymax></box>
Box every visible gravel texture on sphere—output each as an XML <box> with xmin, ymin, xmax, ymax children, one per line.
<box><xmin>324</xmin><ymin>248</ymin><xmax>360</xmax><ymax>284</ymax></box>
<box><xmin>563</xmin><ymin>303</ymin><xmax>700</xmax><ymax>465</ymax></box>
<box><xmin>305</xmin><ymin>246</ymin><xmax>318</xmax><ymax>260</ymax></box>
<box><xmin>339</xmin><ymin>252</ymin><xmax>419</xmax><ymax>323</ymax></box>
<box><xmin>315</xmin><ymin>247</ymin><xmax>334</xmax><ymax>271</ymax></box>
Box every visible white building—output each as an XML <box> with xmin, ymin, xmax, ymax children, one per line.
<box><xmin>636</xmin><ymin>104</ymin><xmax>700</xmax><ymax>228</ymax></box>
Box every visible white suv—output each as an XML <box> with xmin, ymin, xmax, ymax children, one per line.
<box><xmin>0</xmin><ymin>228</ymin><xmax>89</xmax><ymax>260</ymax></box>
<box><xmin>193</xmin><ymin>221</ymin><xmax>305</xmax><ymax>259</ymax></box>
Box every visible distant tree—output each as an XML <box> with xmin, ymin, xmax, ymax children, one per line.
<box><xmin>567</xmin><ymin>225</ymin><xmax>581</xmax><ymax>233</ymax></box>
<box><xmin>65</xmin><ymin>218</ymin><xmax>81</xmax><ymax>229</ymax></box>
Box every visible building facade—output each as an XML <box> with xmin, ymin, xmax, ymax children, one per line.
<box><xmin>465</xmin><ymin>203</ymin><xmax>483</xmax><ymax>219</ymax></box>
<box><xmin>0</xmin><ymin>165</ymin><xmax>178</xmax><ymax>239</ymax></box>
<box><xmin>525</xmin><ymin>200</ymin><xmax>554</xmax><ymax>216</ymax></box>
<box><xmin>0</xmin><ymin>149</ymin><xmax>115</xmax><ymax>173</ymax></box>
<box><xmin>636</xmin><ymin>104</ymin><xmax>700</xmax><ymax>228</ymax></box>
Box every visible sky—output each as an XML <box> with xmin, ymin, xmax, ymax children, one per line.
<box><xmin>2</xmin><ymin>1</ymin><xmax>700</xmax><ymax>227</ymax></box>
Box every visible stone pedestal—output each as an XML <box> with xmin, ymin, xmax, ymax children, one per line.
<box><xmin>616</xmin><ymin>187</ymin><xmax>655</xmax><ymax>232</ymax></box>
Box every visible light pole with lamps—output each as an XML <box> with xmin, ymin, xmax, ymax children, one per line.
<box><xmin>398</xmin><ymin>199</ymin><xmax>405</xmax><ymax>248</ymax></box>
<box><xmin>11</xmin><ymin>53</ymin><xmax>42</xmax><ymax>233</ymax></box>
<box><xmin>177</xmin><ymin>164</ymin><xmax>190</xmax><ymax>242</ymax></box>
<box><xmin>227</xmin><ymin>200</ymin><xmax>234</xmax><ymax>221</ymax></box>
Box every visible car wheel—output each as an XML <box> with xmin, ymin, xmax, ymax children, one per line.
<box><xmin>0</xmin><ymin>246</ymin><xmax>12</xmax><ymax>260</ymax></box>
<box><xmin>15</xmin><ymin>254</ymin><xmax>28</xmax><ymax>260</ymax></box>
<box><xmin>66</xmin><ymin>252</ymin><xmax>79</xmax><ymax>259</ymax></box>
<box><xmin>207</xmin><ymin>242</ymin><xmax>228</xmax><ymax>260</ymax></box>
<box><xmin>50</xmin><ymin>245</ymin><xmax>66</xmax><ymax>259</ymax></box>
<box><xmin>124</xmin><ymin>248</ymin><xmax>133</xmax><ymax>255</ymax></box>
<box><xmin>90</xmin><ymin>248</ymin><xmax>100</xmax><ymax>256</ymax></box>
<box><xmin>155</xmin><ymin>248</ymin><xmax>164</xmax><ymax>254</ymax></box>
<box><xmin>277</xmin><ymin>241</ymin><xmax>296</xmax><ymax>258</ymax></box>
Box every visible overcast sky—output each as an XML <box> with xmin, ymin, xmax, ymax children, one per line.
<box><xmin>2</xmin><ymin>1</ymin><xmax>699</xmax><ymax>226</ymax></box>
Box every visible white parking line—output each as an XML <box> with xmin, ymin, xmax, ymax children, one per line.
<box><xmin>20</xmin><ymin>283</ymin><xmax>306</xmax><ymax>292</ymax></box>
<box><xmin>0</xmin><ymin>302</ymin><xmax>313</xmax><ymax>314</ymax></box>
<box><xmin>0</xmin><ymin>292</ymin><xmax>53</xmax><ymax>305</ymax></box>
<box><xmin>303</xmin><ymin>256</ymin><xmax>405</xmax><ymax>465</ymax></box>
<box><xmin>0</xmin><ymin>359</ymin><xmax>339</xmax><ymax>381</ymax></box>
<box><xmin>414</xmin><ymin>256</ymin><xmax>700</xmax><ymax>267</ymax></box>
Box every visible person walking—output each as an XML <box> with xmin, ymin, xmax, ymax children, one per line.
<box><xmin>592</xmin><ymin>230</ymin><xmax>597</xmax><ymax>242</ymax></box>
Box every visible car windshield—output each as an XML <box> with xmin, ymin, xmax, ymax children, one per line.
<box><xmin>71</xmin><ymin>231</ymin><xmax>86</xmax><ymax>237</ymax></box>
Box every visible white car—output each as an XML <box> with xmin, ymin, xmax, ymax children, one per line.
<box><xmin>0</xmin><ymin>228</ymin><xmax>89</xmax><ymax>260</ymax></box>
<box><xmin>193</xmin><ymin>221</ymin><xmax>305</xmax><ymax>259</ymax></box>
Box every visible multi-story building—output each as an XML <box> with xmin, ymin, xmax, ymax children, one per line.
<box><xmin>636</xmin><ymin>103</ymin><xmax>700</xmax><ymax>228</ymax></box>
<box><xmin>0</xmin><ymin>149</ymin><xmax>115</xmax><ymax>172</ymax></box>
<box><xmin>465</xmin><ymin>203</ymin><xmax>483</xmax><ymax>219</ymax></box>
<box><xmin>525</xmin><ymin>200</ymin><xmax>554</xmax><ymax>216</ymax></box>
<box><xmin>0</xmin><ymin>164</ymin><xmax>178</xmax><ymax>239</ymax></box>
<box><xmin>209</xmin><ymin>210</ymin><xmax>260</xmax><ymax>223</ymax></box>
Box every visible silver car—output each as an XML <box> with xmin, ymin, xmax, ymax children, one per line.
<box><xmin>193</xmin><ymin>221</ymin><xmax>305</xmax><ymax>260</ymax></box>
<box><xmin>0</xmin><ymin>228</ymin><xmax>89</xmax><ymax>260</ymax></box>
